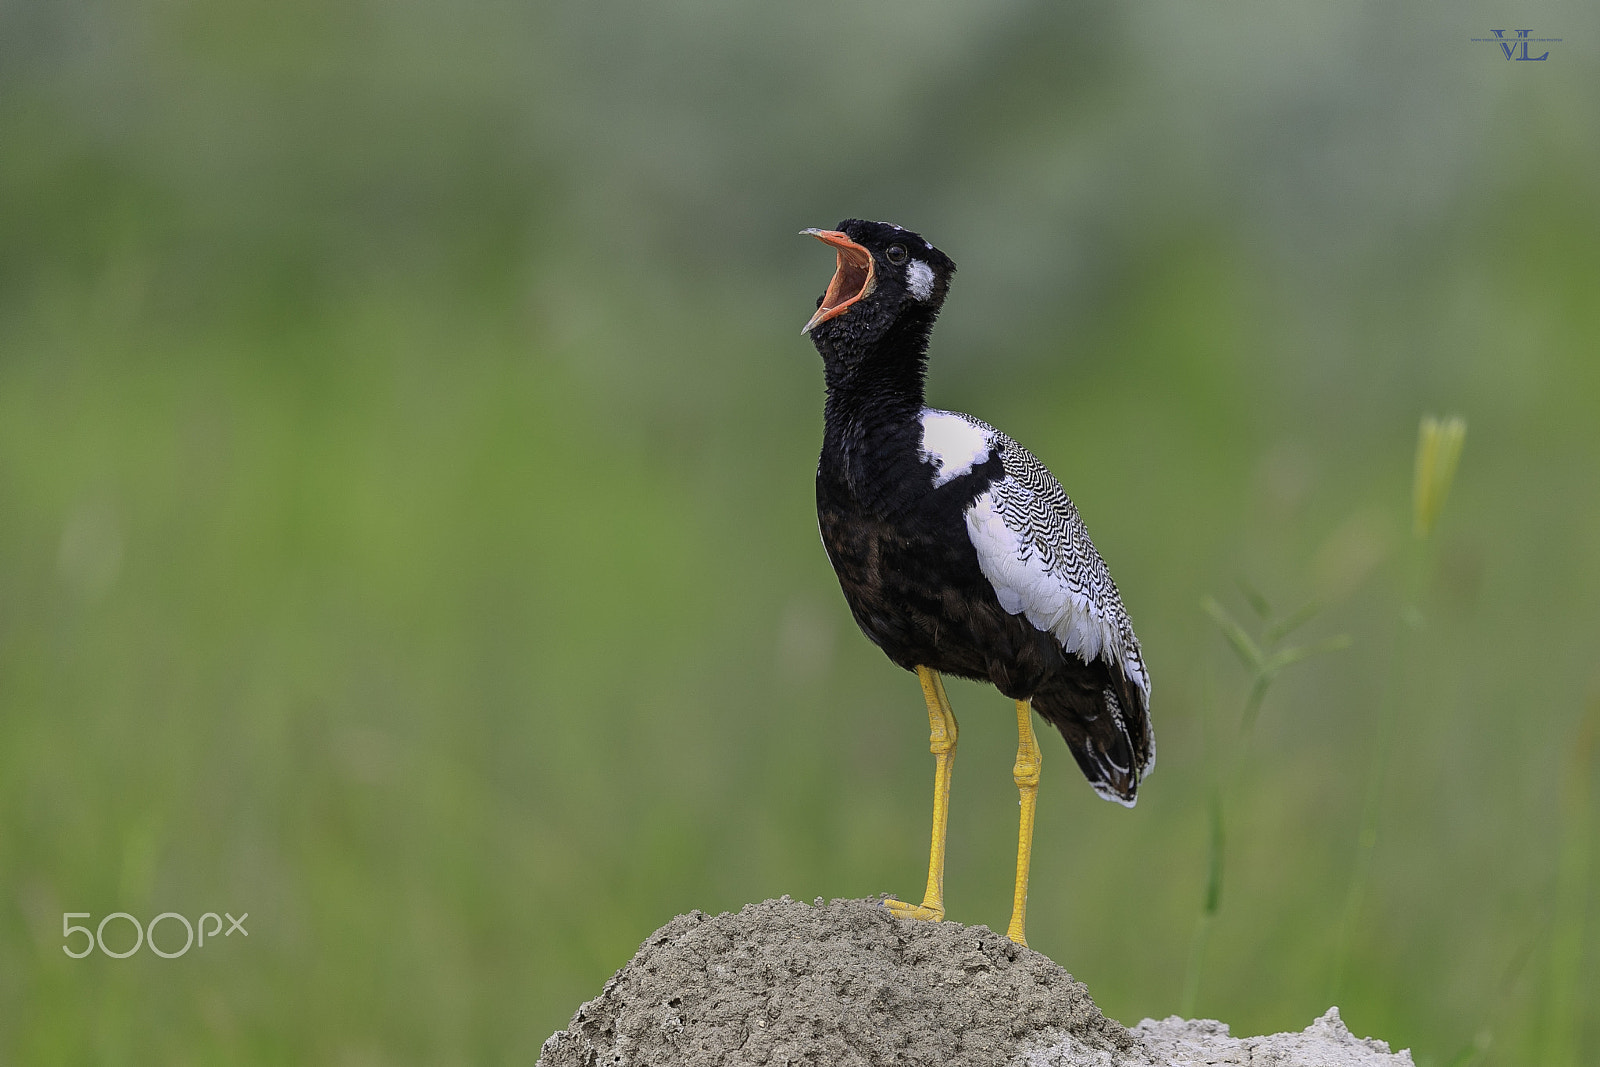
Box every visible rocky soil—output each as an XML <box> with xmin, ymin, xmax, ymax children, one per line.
<box><xmin>538</xmin><ymin>897</ymin><xmax>1413</xmax><ymax>1067</ymax></box>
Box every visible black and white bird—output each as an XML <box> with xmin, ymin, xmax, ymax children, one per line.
<box><xmin>801</xmin><ymin>219</ymin><xmax>1153</xmax><ymax>947</ymax></box>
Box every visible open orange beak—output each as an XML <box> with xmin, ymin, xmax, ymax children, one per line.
<box><xmin>801</xmin><ymin>228</ymin><xmax>875</xmax><ymax>334</ymax></box>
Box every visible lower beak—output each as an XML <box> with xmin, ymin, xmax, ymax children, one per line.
<box><xmin>801</xmin><ymin>228</ymin><xmax>875</xmax><ymax>334</ymax></box>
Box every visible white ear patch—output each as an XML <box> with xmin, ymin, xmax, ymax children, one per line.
<box><xmin>906</xmin><ymin>260</ymin><xmax>935</xmax><ymax>301</ymax></box>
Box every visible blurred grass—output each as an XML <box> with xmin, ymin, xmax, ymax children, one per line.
<box><xmin>3</xmin><ymin>1</ymin><xmax>1599</xmax><ymax>1063</ymax></box>
<box><xmin>1184</xmin><ymin>591</ymin><xmax>1349</xmax><ymax>1016</ymax></box>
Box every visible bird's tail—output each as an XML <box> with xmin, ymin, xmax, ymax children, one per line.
<box><xmin>1032</xmin><ymin>665</ymin><xmax>1154</xmax><ymax>807</ymax></box>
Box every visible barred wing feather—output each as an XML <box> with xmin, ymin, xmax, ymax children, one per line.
<box><xmin>957</xmin><ymin>414</ymin><xmax>1154</xmax><ymax>799</ymax></box>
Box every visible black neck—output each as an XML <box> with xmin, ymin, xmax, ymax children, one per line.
<box><xmin>819</xmin><ymin>307</ymin><xmax>935</xmax><ymax>441</ymax></box>
<box><xmin>816</xmin><ymin>307</ymin><xmax>938</xmax><ymax>507</ymax></box>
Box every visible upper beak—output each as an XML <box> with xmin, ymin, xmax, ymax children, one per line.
<box><xmin>800</xmin><ymin>228</ymin><xmax>875</xmax><ymax>334</ymax></box>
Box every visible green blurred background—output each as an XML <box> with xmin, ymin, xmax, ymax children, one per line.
<box><xmin>3</xmin><ymin>1</ymin><xmax>1597</xmax><ymax>1062</ymax></box>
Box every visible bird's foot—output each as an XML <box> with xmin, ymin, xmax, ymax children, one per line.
<box><xmin>882</xmin><ymin>897</ymin><xmax>944</xmax><ymax>922</ymax></box>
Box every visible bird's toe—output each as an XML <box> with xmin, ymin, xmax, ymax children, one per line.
<box><xmin>882</xmin><ymin>897</ymin><xmax>944</xmax><ymax>922</ymax></box>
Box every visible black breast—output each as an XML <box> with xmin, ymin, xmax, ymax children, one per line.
<box><xmin>815</xmin><ymin>454</ymin><xmax>1066</xmax><ymax>700</ymax></box>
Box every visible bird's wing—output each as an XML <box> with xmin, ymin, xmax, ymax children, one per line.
<box><xmin>956</xmin><ymin>413</ymin><xmax>1155</xmax><ymax>802</ymax></box>
<box><xmin>954</xmin><ymin>413</ymin><xmax>1151</xmax><ymax>705</ymax></box>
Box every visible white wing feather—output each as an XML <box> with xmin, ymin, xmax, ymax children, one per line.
<box><xmin>946</xmin><ymin>412</ymin><xmax>1150</xmax><ymax>701</ymax></box>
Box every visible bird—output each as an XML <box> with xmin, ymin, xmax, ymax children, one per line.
<box><xmin>800</xmin><ymin>219</ymin><xmax>1153</xmax><ymax>947</ymax></box>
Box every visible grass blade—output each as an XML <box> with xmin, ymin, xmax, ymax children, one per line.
<box><xmin>1203</xmin><ymin>596</ymin><xmax>1264</xmax><ymax>671</ymax></box>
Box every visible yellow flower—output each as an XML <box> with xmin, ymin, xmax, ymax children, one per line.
<box><xmin>1412</xmin><ymin>415</ymin><xmax>1466</xmax><ymax>539</ymax></box>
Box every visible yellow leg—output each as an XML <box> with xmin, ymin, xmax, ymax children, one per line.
<box><xmin>1007</xmin><ymin>699</ymin><xmax>1042</xmax><ymax>947</ymax></box>
<box><xmin>885</xmin><ymin>666</ymin><xmax>959</xmax><ymax>923</ymax></box>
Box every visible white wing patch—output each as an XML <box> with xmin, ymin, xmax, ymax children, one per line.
<box><xmin>918</xmin><ymin>409</ymin><xmax>992</xmax><ymax>488</ymax></box>
<box><xmin>949</xmin><ymin>413</ymin><xmax>1151</xmax><ymax>703</ymax></box>
<box><xmin>906</xmin><ymin>260</ymin><xmax>935</xmax><ymax>301</ymax></box>
<box><xmin>966</xmin><ymin>487</ymin><xmax>1126</xmax><ymax>670</ymax></box>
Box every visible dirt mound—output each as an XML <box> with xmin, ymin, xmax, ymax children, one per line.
<box><xmin>538</xmin><ymin>897</ymin><xmax>1413</xmax><ymax>1067</ymax></box>
<box><xmin>539</xmin><ymin>896</ymin><xmax>1129</xmax><ymax>1066</ymax></box>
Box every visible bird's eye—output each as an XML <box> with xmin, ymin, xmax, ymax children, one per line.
<box><xmin>886</xmin><ymin>244</ymin><xmax>908</xmax><ymax>265</ymax></box>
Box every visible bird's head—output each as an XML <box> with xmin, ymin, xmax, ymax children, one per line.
<box><xmin>801</xmin><ymin>220</ymin><xmax>956</xmax><ymax>350</ymax></box>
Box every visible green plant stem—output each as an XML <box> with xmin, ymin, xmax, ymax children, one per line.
<box><xmin>1180</xmin><ymin>783</ymin><xmax>1227</xmax><ymax>1017</ymax></box>
<box><xmin>1540</xmin><ymin>702</ymin><xmax>1597</xmax><ymax>1067</ymax></box>
<box><xmin>1180</xmin><ymin>666</ymin><xmax>1222</xmax><ymax>1017</ymax></box>
<box><xmin>1237</xmin><ymin>675</ymin><xmax>1271</xmax><ymax>749</ymax></box>
<box><xmin>1186</xmin><ymin>595</ymin><xmax>1348</xmax><ymax>1017</ymax></box>
<box><xmin>1330</xmin><ymin>538</ymin><xmax>1426</xmax><ymax>1000</ymax></box>
<box><xmin>1182</xmin><ymin>672</ymin><xmax>1264</xmax><ymax>1017</ymax></box>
